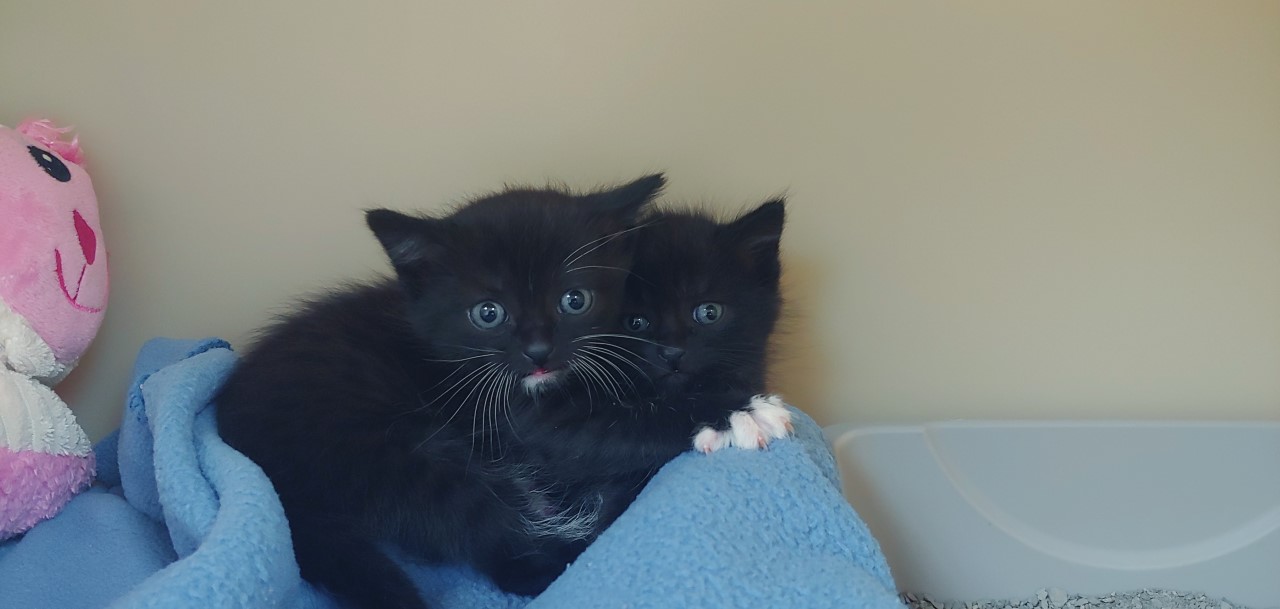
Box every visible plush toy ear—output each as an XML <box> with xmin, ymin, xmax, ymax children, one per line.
<box><xmin>724</xmin><ymin>198</ymin><xmax>786</xmax><ymax>284</ymax></box>
<box><xmin>588</xmin><ymin>173</ymin><xmax>666</xmax><ymax>221</ymax></box>
<box><xmin>365</xmin><ymin>209</ymin><xmax>443</xmax><ymax>275</ymax></box>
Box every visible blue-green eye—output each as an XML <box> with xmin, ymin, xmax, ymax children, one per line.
<box><xmin>469</xmin><ymin>301</ymin><xmax>507</xmax><ymax>329</ymax></box>
<box><xmin>559</xmin><ymin>289</ymin><xmax>594</xmax><ymax>315</ymax></box>
<box><xmin>624</xmin><ymin>315</ymin><xmax>651</xmax><ymax>333</ymax></box>
<box><xmin>693</xmin><ymin>302</ymin><xmax>724</xmax><ymax>325</ymax></box>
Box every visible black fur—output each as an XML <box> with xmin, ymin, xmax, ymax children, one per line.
<box><xmin>507</xmin><ymin>199</ymin><xmax>787</xmax><ymax>484</ymax></box>
<box><xmin>626</xmin><ymin>200</ymin><xmax>785</xmax><ymax>396</ymax></box>
<box><xmin>215</xmin><ymin>175</ymin><xmax>665</xmax><ymax>609</ymax></box>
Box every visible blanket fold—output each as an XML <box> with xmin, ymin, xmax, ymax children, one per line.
<box><xmin>0</xmin><ymin>338</ymin><xmax>900</xmax><ymax>609</ymax></box>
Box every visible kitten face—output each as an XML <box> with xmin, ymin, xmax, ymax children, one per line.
<box><xmin>623</xmin><ymin>200</ymin><xmax>785</xmax><ymax>393</ymax></box>
<box><xmin>367</xmin><ymin>175</ymin><xmax>665</xmax><ymax>395</ymax></box>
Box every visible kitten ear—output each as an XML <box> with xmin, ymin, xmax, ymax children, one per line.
<box><xmin>726</xmin><ymin>199</ymin><xmax>786</xmax><ymax>283</ymax></box>
<box><xmin>728</xmin><ymin>198</ymin><xmax>786</xmax><ymax>250</ymax></box>
<box><xmin>365</xmin><ymin>208</ymin><xmax>442</xmax><ymax>271</ymax></box>
<box><xmin>590</xmin><ymin>173</ymin><xmax>667</xmax><ymax>220</ymax></box>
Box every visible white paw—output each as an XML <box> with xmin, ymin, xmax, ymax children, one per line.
<box><xmin>693</xmin><ymin>394</ymin><xmax>794</xmax><ymax>454</ymax></box>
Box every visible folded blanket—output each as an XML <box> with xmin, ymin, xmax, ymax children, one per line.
<box><xmin>0</xmin><ymin>337</ymin><xmax>901</xmax><ymax>609</ymax></box>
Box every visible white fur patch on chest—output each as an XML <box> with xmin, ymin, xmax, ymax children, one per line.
<box><xmin>520</xmin><ymin>485</ymin><xmax>605</xmax><ymax>542</ymax></box>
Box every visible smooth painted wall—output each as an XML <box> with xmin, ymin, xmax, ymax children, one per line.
<box><xmin>3</xmin><ymin>1</ymin><xmax>1277</xmax><ymax>441</ymax></box>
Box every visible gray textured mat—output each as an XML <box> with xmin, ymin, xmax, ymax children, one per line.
<box><xmin>903</xmin><ymin>589</ymin><xmax>1267</xmax><ymax>609</ymax></box>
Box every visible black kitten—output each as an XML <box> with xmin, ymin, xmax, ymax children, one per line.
<box><xmin>626</xmin><ymin>200</ymin><xmax>791</xmax><ymax>452</ymax></box>
<box><xmin>215</xmin><ymin>175</ymin><xmax>664</xmax><ymax>609</ymax></box>
<box><xmin>508</xmin><ymin>199</ymin><xmax>792</xmax><ymax>485</ymax></box>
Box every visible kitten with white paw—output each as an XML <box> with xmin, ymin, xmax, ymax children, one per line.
<box><xmin>510</xmin><ymin>199</ymin><xmax>792</xmax><ymax>483</ymax></box>
<box><xmin>624</xmin><ymin>200</ymin><xmax>792</xmax><ymax>454</ymax></box>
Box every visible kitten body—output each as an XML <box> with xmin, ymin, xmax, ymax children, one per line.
<box><xmin>215</xmin><ymin>176</ymin><xmax>664</xmax><ymax>609</ymax></box>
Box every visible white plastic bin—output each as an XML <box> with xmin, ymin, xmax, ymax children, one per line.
<box><xmin>824</xmin><ymin>421</ymin><xmax>1280</xmax><ymax>608</ymax></box>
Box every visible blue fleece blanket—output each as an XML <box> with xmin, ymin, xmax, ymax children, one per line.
<box><xmin>0</xmin><ymin>338</ymin><xmax>901</xmax><ymax>609</ymax></box>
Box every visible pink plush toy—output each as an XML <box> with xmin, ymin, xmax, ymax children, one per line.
<box><xmin>0</xmin><ymin>119</ymin><xmax>107</xmax><ymax>540</ymax></box>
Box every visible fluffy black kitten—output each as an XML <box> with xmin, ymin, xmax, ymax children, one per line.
<box><xmin>508</xmin><ymin>199</ymin><xmax>792</xmax><ymax>485</ymax></box>
<box><xmin>215</xmin><ymin>175</ymin><xmax>664</xmax><ymax>609</ymax></box>
<box><xmin>625</xmin><ymin>200</ymin><xmax>791</xmax><ymax>452</ymax></box>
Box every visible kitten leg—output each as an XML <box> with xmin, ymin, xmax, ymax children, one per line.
<box><xmin>292</xmin><ymin>524</ymin><xmax>428</xmax><ymax>609</ymax></box>
<box><xmin>484</xmin><ymin>552</ymin><xmax>570</xmax><ymax>597</ymax></box>
<box><xmin>693</xmin><ymin>394</ymin><xmax>794</xmax><ymax>454</ymax></box>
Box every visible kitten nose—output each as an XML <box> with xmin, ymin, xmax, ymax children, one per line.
<box><xmin>523</xmin><ymin>342</ymin><xmax>553</xmax><ymax>366</ymax></box>
<box><xmin>658</xmin><ymin>346</ymin><xmax>685</xmax><ymax>366</ymax></box>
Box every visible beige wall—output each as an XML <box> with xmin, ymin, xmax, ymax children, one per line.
<box><xmin>2</xmin><ymin>2</ymin><xmax>1277</xmax><ymax>441</ymax></box>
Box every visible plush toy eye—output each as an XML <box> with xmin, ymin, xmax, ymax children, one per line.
<box><xmin>624</xmin><ymin>315</ymin><xmax>651</xmax><ymax>333</ymax></box>
<box><xmin>693</xmin><ymin>302</ymin><xmax>724</xmax><ymax>325</ymax></box>
<box><xmin>28</xmin><ymin>146</ymin><xmax>71</xmax><ymax>182</ymax></box>
<box><xmin>558</xmin><ymin>289</ymin><xmax>594</xmax><ymax>315</ymax></box>
<box><xmin>468</xmin><ymin>301</ymin><xmax>507</xmax><ymax>329</ymax></box>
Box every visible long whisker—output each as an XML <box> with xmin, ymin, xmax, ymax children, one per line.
<box><xmin>572</xmin><ymin>333</ymin><xmax>664</xmax><ymax>347</ymax></box>
<box><xmin>561</xmin><ymin>222</ymin><xmax>654</xmax><ymax>269</ymax></box>
<box><xmin>579</xmin><ymin>340</ymin><xmax>651</xmax><ymax>372</ymax></box>
<box><xmin>433</xmin><ymin>343</ymin><xmax>504</xmax><ymax>354</ymax></box>
<box><xmin>568</xmin><ymin>359</ymin><xmax>603</xmax><ymax>407</ymax></box>
<box><xmin>567</xmin><ymin>361</ymin><xmax>588</xmax><ymax>403</ymax></box>
<box><xmin>420</xmin><ymin>353</ymin><xmax>497</xmax><ymax>364</ymax></box>
<box><xmin>578</xmin><ymin>344</ymin><xmax>650</xmax><ymax>392</ymax></box>
<box><xmin>412</xmin><ymin>362</ymin><xmax>498</xmax><ymax>452</ymax></box>
<box><xmin>412</xmin><ymin>362</ymin><xmax>495</xmax><ymax>413</ymax></box>
<box><xmin>579</xmin><ymin>349</ymin><xmax>637</xmax><ymax>398</ymax></box>
<box><xmin>479</xmin><ymin>364</ymin><xmax>503</xmax><ymax>455</ymax></box>
<box><xmin>586</xmin><ymin>353</ymin><xmax>624</xmax><ymax>404</ymax></box>
<box><xmin>498</xmin><ymin>368</ymin><xmax>520</xmax><ymax>441</ymax></box>
<box><xmin>465</xmin><ymin>363</ymin><xmax>505</xmax><ymax>460</ymax></box>
<box><xmin>563</xmin><ymin>265</ymin><xmax>635</xmax><ymax>276</ymax></box>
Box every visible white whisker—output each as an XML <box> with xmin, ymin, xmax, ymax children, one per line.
<box><xmin>412</xmin><ymin>362</ymin><xmax>498</xmax><ymax>452</ymax></box>
<box><xmin>563</xmin><ymin>265</ymin><xmax>633</xmax><ymax>275</ymax></box>
<box><xmin>561</xmin><ymin>222</ymin><xmax>654</xmax><ymax>269</ymax></box>
<box><xmin>421</xmin><ymin>353</ymin><xmax>496</xmax><ymax>364</ymax></box>
<box><xmin>578</xmin><ymin>342</ymin><xmax>653</xmax><ymax>382</ymax></box>
<box><xmin>579</xmin><ymin>350</ymin><xmax>634</xmax><ymax>399</ymax></box>
<box><xmin>572</xmin><ymin>333</ymin><xmax>664</xmax><ymax>347</ymax></box>
<box><xmin>464</xmin><ymin>363</ymin><xmax>505</xmax><ymax>458</ymax></box>
<box><xmin>578</xmin><ymin>347</ymin><xmax>641</xmax><ymax>396</ymax></box>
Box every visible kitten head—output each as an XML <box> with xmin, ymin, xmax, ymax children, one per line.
<box><xmin>623</xmin><ymin>199</ymin><xmax>785</xmax><ymax>393</ymax></box>
<box><xmin>366</xmin><ymin>174</ymin><xmax>665</xmax><ymax>395</ymax></box>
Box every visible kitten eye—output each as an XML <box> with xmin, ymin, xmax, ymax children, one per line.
<box><xmin>693</xmin><ymin>302</ymin><xmax>724</xmax><ymax>325</ymax></box>
<box><xmin>624</xmin><ymin>315</ymin><xmax>651</xmax><ymax>333</ymax></box>
<box><xmin>558</xmin><ymin>288</ymin><xmax>594</xmax><ymax>315</ymax></box>
<box><xmin>468</xmin><ymin>301</ymin><xmax>507</xmax><ymax>329</ymax></box>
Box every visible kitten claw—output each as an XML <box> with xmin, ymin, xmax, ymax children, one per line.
<box><xmin>692</xmin><ymin>394</ymin><xmax>793</xmax><ymax>454</ymax></box>
<box><xmin>693</xmin><ymin>426</ymin><xmax>731</xmax><ymax>453</ymax></box>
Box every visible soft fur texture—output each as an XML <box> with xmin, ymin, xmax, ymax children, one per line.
<box><xmin>215</xmin><ymin>176</ymin><xmax>666</xmax><ymax>609</ymax></box>
<box><xmin>0</xmin><ymin>119</ymin><xmax>105</xmax><ymax>540</ymax></box>
<box><xmin>507</xmin><ymin>200</ymin><xmax>791</xmax><ymax>486</ymax></box>
<box><xmin>626</xmin><ymin>200</ymin><xmax>785</xmax><ymax>397</ymax></box>
<box><xmin>0</xmin><ymin>337</ymin><xmax>900</xmax><ymax>609</ymax></box>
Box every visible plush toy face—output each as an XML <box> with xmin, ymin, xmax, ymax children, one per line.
<box><xmin>0</xmin><ymin>121</ymin><xmax>108</xmax><ymax>368</ymax></box>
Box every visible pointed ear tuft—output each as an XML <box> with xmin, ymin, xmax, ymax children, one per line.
<box><xmin>591</xmin><ymin>173</ymin><xmax>667</xmax><ymax>220</ymax></box>
<box><xmin>726</xmin><ymin>199</ymin><xmax>786</xmax><ymax>284</ymax></box>
<box><xmin>365</xmin><ymin>208</ymin><xmax>440</xmax><ymax>271</ymax></box>
<box><xmin>729</xmin><ymin>198</ymin><xmax>786</xmax><ymax>250</ymax></box>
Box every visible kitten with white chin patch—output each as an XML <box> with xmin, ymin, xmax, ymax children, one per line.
<box><xmin>215</xmin><ymin>175</ymin><xmax>666</xmax><ymax>609</ymax></box>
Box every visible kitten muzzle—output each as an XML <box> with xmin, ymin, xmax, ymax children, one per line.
<box><xmin>521</xmin><ymin>367</ymin><xmax>564</xmax><ymax>394</ymax></box>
